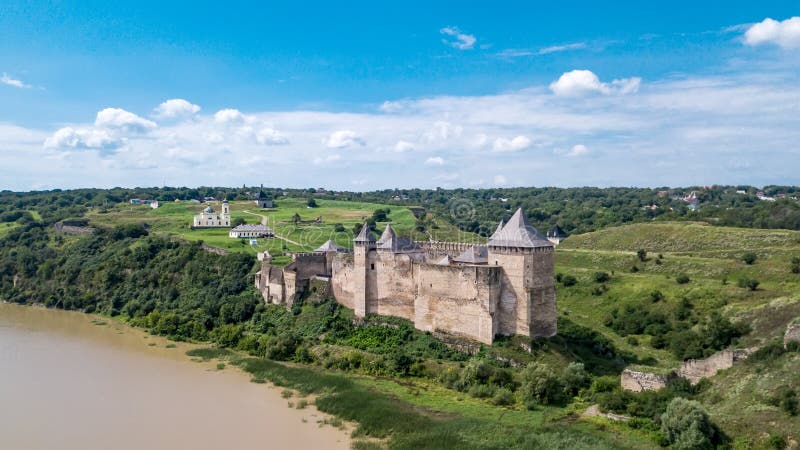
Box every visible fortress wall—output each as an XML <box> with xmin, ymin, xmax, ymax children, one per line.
<box><xmin>331</xmin><ymin>254</ymin><xmax>355</xmax><ymax>309</ymax></box>
<box><xmin>370</xmin><ymin>253</ymin><xmax>416</xmax><ymax>321</ymax></box>
<box><xmin>414</xmin><ymin>264</ymin><xmax>499</xmax><ymax>344</ymax></box>
<box><xmin>677</xmin><ymin>348</ymin><xmax>755</xmax><ymax>384</ymax></box>
<box><xmin>291</xmin><ymin>253</ymin><xmax>329</xmax><ymax>279</ymax></box>
<box><xmin>416</xmin><ymin>241</ymin><xmax>476</xmax><ymax>260</ymax></box>
<box><xmin>621</xmin><ymin>369</ymin><xmax>671</xmax><ymax>392</ymax></box>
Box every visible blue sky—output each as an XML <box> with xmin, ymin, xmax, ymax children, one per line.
<box><xmin>1</xmin><ymin>1</ymin><xmax>799</xmax><ymax>190</ymax></box>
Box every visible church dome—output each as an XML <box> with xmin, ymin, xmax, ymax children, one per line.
<box><xmin>203</xmin><ymin>206</ymin><xmax>214</xmax><ymax>213</ymax></box>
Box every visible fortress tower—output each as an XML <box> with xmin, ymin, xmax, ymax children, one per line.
<box><xmin>352</xmin><ymin>223</ymin><xmax>376</xmax><ymax>317</ymax></box>
<box><xmin>487</xmin><ymin>208</ymin><xmax>557</xmax><ymax>338</ymax></box>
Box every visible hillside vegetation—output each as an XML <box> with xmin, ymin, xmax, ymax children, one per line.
<box><xmin>2</xmin><ymin>189</ymin><xmax>800</xmax><ymax>449</ymax></box>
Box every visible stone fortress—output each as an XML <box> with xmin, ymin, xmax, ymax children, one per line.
<box><xmin>255</xmin><ymin>208</ymin><xmax>557</xmax><ymax>344</ymax></box>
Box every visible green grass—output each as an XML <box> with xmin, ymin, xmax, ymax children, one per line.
<box><xmin>85</xmin><ymin>198</ymin><xmax>482</xmax><ymax>264</ymax></box>
<box><xmin>556</xmin><ymin>221</ymin><xmax>800</xmax><ymax>443</ymax></box>
<box><xmin>209</xmin><ymin>354</ymin><xmax>654</xmax><ymax>450</ymax></box>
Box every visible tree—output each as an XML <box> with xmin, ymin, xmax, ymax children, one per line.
<box><xmin>561</xmin><ymin>274</ymin><xmax>577</xmax><ymax>287</ymax></box>
<box><xmin>232</xmin><ymin>217</ymin><xmax>247</xmax><ymax>227</ymax></box>
<box><xmin>562</xmin><ymin>362</ymin><xmax>589</xmax><ymax>396</ymax></box>
<box><xmin>791</xmin><ymin>257</ymin><xmax>800</xmax><ymax>274</ymax></box>
<box><xmin>637</xmin><ymin>249</ymin><xmax>648</xmax><ymax>262</ymax></box>
<box><xmin>519</xmin><ymin>362</ymin><xmax>563</xmax><ymax>408</ymax></box>
<box><xmin>738</xmin><ymin>278</ymin><xmax>760</xmax><ymax>291</ymax></box>
<box><xmin>593</xmin><ymin>272</ymin><xmax>610</xmax><ymax>283</ymax></box>
<box><xmin>660</xmin><ymin>398</ymin><xmax>717</xmax><ymax>449</ymax></box>
<box><xmin>742</xmin><ymin>252</ymin><xmax>757</xmax><ymax>265</ymax></box>
<box><xmin>306</xmin><ymin>198</ymin><xmax>318</xmax><ymax>208</ymax></box>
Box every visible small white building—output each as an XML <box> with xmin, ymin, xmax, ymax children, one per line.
<box><xmin>229</xmin><ymin>223</ymin><xmax>274</xmax><ymax>238</ymax></box>
<box><xmin>193</xmin><ymin>200</ymin><xmax>231</xmax><ymax>228</ymax></box>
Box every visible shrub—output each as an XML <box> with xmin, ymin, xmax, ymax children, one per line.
<box><xmin>519</xmin><ymin>362</ymin><xmax>563</xmax><ymax>407</ymax></box>
<box><xmin>792</xmin><ymin>257</ymin><xmax>800</xmax><ymax>274</ymax></box>
<box><xmin>630</xmin><ymin>265</ymin><xmax>639</xmax><ymax>273</ymax></box>
<box><xmin>738</xmin><ymin>278</ymin><xmax>760</xmax><ymax>291</ymax></box>
<box><xmin>741</xmin><ymin>252</ymin><xmax>757</xmax><ymax>265</ymax></box>
<box><xmin>561</xmin><ymin>275</ymin><xmax>577</xmax><ymax>287</ymax></box>
<box><xmin>660</xmin><ymin>398</ymin><xmax>717</xmax><ymax>449</ymax></box>
<box><xmin>649</xmin><ymin>290</ymin><xmax>664</xmax><ymax>303</ymax></box>
<box><xmin>491</xmin><ymin>388</ymin><xmax>515</xmax><ymax>406</ymax></box>
<box><xmin>562</xmin><ymin>362</ymin><xmax>590</xmax><ymax>396</ymax></box>
<box><xmin>468</xmin><ymin>383</ymin><xmax>495</xmax><ymax>399</ymax></box>
<box><xmin>676</xmin><ymin>274</ymin><xmax>691</xmax><ymax>284</ymax></box>
<box><xmin>333</xmin><ymin>223</ymin><xmax>345</xmax><ymax>232</ymax></box>
<box><xmin>593</xmin><ymin>272</ymin><xmax>610</xmax><ymax>283</ymax></box>
<box><xmin>637</xmin><ymin>249</ymin><xmax>648</xmax><ymax>262</ymax></box>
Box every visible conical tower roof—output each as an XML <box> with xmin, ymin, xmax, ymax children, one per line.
<box><xmin>315</xmin><ymin>240</ymin><xmax>346</xmax><ymax>253</ymax></box>
<box><xmin>487</xmin><ymin>208</ymin><xmax>552</xmax><ymax>248</ymax></box>
<box><xmin>376</xmin><ymin>223</ymin><xmax>397</xmax><ymax>245</ymax></box>
<box><xmin>353</xmin><ymin>222</ymin><xmax>376</xmax><ymax>243</ymax></box>
<box><xmin>489</xmin><ymin>220</ymin><xmax>504</xmax><ymax>240</ymax></box>
<box><xmin>547</xmin><ymin>224</ymin><xmax>568</xmax><ymax>238</ymax></box>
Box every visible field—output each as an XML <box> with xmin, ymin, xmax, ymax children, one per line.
<box><xmin>85</xmin><ymin>198</ymin><xmax>480</xmax><ymax>265</ymax></box>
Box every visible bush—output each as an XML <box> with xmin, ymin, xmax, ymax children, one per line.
<box><xmin>593</xmin><ymin>272</ymin><xmax>610</xmax><ymax>283</ymax></box>
<box><xmin>491</xmin><ymin>388</ymin><xmax>515</xmax><ymax>406</ymax></box>
<box><xmin>741</xmin><ymin>252</ymin><xmax>757</xmax><ymax>265</ymax></box>
<box><xmin>637</xmin><ymin>249</ymin><xmax>648</xmax><ymax>262</ymax></box>
<box><xmin>468</xmin><ymin>384</ymin><xmax>495</xmax><ymax>399</ymax></box>
<box><xmin>792</xmin><ymin>257</ymin><xmax>800</xmax><ymax>274</ymax></box>
<box><xmin>520</xmin><ymin>362</ymin><xmax>563</xmax><ymax>407</ymax></box>
<box><xmin>562</xmin><ymin>362</ymin><xmax>590</xmax><ymax>396</ymax></box>
<box><xmin>561</xmin><ymin>275</ymin><xmax>577</xmax><ymax>287</ymax></box>
<box><xmin>660</xmin><ymin>397</ymin><xmax>718</xmax><ymax>449</ymax></box>
<box><xmin>676</xmin><ymin>274</ymin><xmax>691</xmax><ymax>284</ymax></box>
<box><xmin>649</xmin><ymin>290</ymin><xmax>664</xmax><ymax>303</ymax></box>
<box><xmin>738</xmin><ymin>278</ymin><xmax>760</xmax><ymax>291</ymax></box>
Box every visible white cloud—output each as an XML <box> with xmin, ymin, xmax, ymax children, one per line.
<box><xmin>744</xmin><ymin>17</ymin><xmax>800</xmax><ymax>49</ymax></box>
<box><xmin>326</xmin><ymin>130</ymin><xmax>364</xmax><ymax>148</ymax></box>
<box><xmin>425</xmin><ymin>156</ymin><xmax>445</xmax><ymax>166</ymax></box>
<box><xmin>43</xmin><ymin>127</ymin><xmax>120</xmax><ymax>150</ymax></box>
<box><xmin>394</xmin><ymin>140</ymin><xmax>415</xmax><ymax>152</ymax></box>
<box><xmin>492</xmin><ymin>135</ymin><xmax>531</xmax><ymax>152</ymax></box>
<box><xmin>538</xmin><ymin>42</ymin><xmax>587</xmax><ymax>55</ymax></box>
<box><xmin>153</xmin><ymin>99</ymin><xmax>201</xmax><ymax>119</ymax></box>
<box><xmin>440</xmin><ymin>27</ymin><xmax>476</xmax><ymax>50</ymax></box>
<box><xmin>256</xmin><ymin>128</ymin><xmax>289</xmax><ymax>145</ymax></box>
<box><xmin>567</xmin><ymin>144</ymin><xmax>589</xmax><ymax>157</ymax></box>
<box><xmin>550</xmin><ymin>70</ymin><xmax>641</xmax><ymax>97</ymax></box>
<box><xmin>493</xmin><ymin>174</ymin><xmax>508</xmax><ymax>185</ymax></box>
<box><xmin>214</xmin><ymin>108</ymin><xmax>252</xmax><ymax>124</ymax></box>
<box><xmin>1</xmin><ymin>73</ymin><xmax>32</xmax><ymax>89</ymax></box>
<box><xmin>95</xmin><ymin>108</ymin><xmax>156</xmax><ymax>132</ymax></box>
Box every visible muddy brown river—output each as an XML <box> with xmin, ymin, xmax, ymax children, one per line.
<box><xmin>0</xmin><ymin>303</ymin><xmax>350</xmax><ymax>450</ymax></box>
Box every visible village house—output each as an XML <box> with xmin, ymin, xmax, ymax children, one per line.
<box><xmin>229</xmin><ymin>223</ymin><xmax>274</xmax><ymax>238</ymax></box>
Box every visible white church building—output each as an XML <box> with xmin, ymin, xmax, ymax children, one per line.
<box><xmin>193</xmin><ymin>200</ymin><xmax>231</xmax><ymax>228</ymax></box>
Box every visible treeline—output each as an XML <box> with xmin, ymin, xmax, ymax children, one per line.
<box><xmin>5</xmin><ymin>184</ymin><xmax>800</xmax><ymax>235</ymax></box>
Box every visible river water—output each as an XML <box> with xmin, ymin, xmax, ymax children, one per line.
<box><xmin>0</xmin><ymin>303</ymin><xmax>350</xmax><ymax>450</ymax></box>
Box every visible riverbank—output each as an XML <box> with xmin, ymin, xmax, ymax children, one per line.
<box><xmin>0</xmin><ymin>302</ymin><xmax>351</xmax><ymax>450</ymax></box>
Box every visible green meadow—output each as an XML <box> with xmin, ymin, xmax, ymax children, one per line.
<box><xmin>85</xmin><ymin>197</ymin><xmax>477</xmax><ymax>266</ymax></box>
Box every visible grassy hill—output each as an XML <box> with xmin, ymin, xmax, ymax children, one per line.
<box><xmin>555</xmin><ymin>221</ymin><xmax>800</xmax><ymax>443</ymax></box>
<box><xmin>85</xmin><ymin>198</ymin><xmax>479</xmax><ymax>265</ymax></box>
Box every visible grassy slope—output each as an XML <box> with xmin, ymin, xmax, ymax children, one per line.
<box><xmin>556</xmin><ymin>221</ymin><xmax>800</xmax><ymax>442</ymax></box>
<box><xmin>85</xmin><ymin>198</ymin><xmax>474</xmax><ymax>265</ymax></box>
<box><xmin>0</xmin><ymin>222</ymin><xmax>18</xmax><ymax>238</ymax></box>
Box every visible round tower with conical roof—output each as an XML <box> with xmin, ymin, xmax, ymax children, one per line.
<box><xmin>487</xmin><ymin>208</ymin><xmax>557</xmax><ymax>338</ymax></box>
